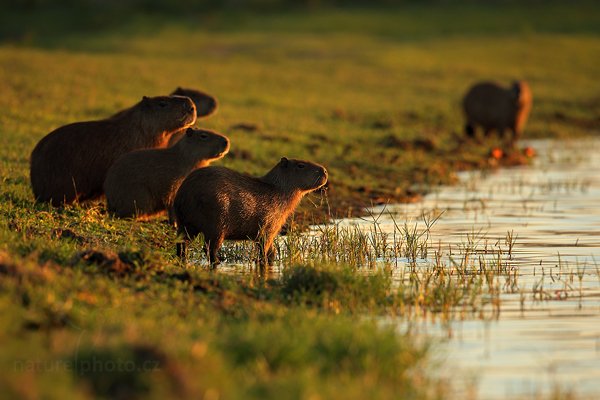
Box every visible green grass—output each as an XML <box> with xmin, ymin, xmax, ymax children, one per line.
<box><xmin>1</xmin><ymin>2</ymin><xmax>599</xmax><ymax>398</ymax></box>
<box><xmin>1</xmin><ymin>3</ymin><xmax>599</xmax><ymax>219</ymax></box>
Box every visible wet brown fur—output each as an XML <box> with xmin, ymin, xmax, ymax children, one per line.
<box><xmin>174</xmin><ymin>158</ymin><xmax>328</xmax><ymax>269</ymax></box>
<box><xmin>463</xmin><ymin>81</ymin><xmax>532</xmax><ymax>144</ymax></box>
<box><xmin>104</xmin><ymin>128</ymin><xmax>230</xmax><ymax>219</ymax></box>
<box><xmin>30</xmin><ymin>95</ymin><xmax>196</xmax><ymax>205</ymax></box>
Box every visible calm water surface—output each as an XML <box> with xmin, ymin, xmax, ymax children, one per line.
<box><xmin>341</xmin><ymin>138</ymin><xmax>600</xmax><ymax>399</ymax></box>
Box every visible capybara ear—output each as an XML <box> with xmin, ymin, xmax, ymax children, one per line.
<box><xmin>186</xmin><ymin>127</ymin><xmax>194</xmax><ymax>137</ymax></box>
<box><xmin>280</xmin><ymin>157</ymin><xmax>289</xmax><ymax>167</ymax></box>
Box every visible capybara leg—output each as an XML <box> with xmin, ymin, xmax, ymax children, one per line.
<box><xmin>176</xmin><ymin>239</ymin><xmax>188</xmax><ymax>261</ymax></box>
<box><xmin>497</xmin><ymin>126</ymin><xmax>507</xmax><ymax>140</ymax></box>
<box><xmin>509</xmin><ymin>128</ymin><xmax>520</xmax><ymax>148</ymax></box>
<box><xmin>206</xmin><ymin>237</ymin><xmax>223</xmax><ymax>269</ymax></box>
<box><xmin>167</xmin><ymin>207</ymin><xmax>177</xmax><ymax>227</ymax></box>
<box><xmin>256</xmin><ymin>240</ymin><xmax>274</xmax><ymax>273</ymax></box>
<box><xmin>267</xmin><ymin>246</ymin><xmax>276</xmax><ymax>265</ymax></box>
<box><xmin>465</xmin><ymin>123</ymin><xmax>476</xmax><ymax>139</ymax></box>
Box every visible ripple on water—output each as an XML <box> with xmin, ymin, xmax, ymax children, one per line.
<box><xmin>355</xmin><ymin>139</ymin><xmax>600</xmax><ymax>399</ymax></box>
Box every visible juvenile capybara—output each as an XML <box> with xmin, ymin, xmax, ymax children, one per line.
<box><xmin>174</xmin><ymin>158</ymin><xmax>328</xmax><ymax>269</ymax></box>
<box><xmin>104</xmin><ymin>128</ymin><xmax>230</xmax><ymax>219</ymax></box>
<box><xmin>463</xmin><ymin>81</ymin><xmax>532</xmax><ymax>144</ymax></box>
<box><xmin>30</xmin><ymin>95</ymin><xmax>196</xmax><ymax>205</ymax></box>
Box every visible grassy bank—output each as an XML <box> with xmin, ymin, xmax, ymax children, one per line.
<box><xmin>1</xmin><ymin>2</ymin><xmax>599</xmax><ymax>398</ymax></box>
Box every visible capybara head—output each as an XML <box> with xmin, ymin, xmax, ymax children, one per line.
<box><xmin>171</xmin><ymin>87</ymin><xmax>218</xmax><ymax>118</ymax></box>
<box><xmin>179</xmin><ymin>128</ymin><xmax>230</xmax><ymax>163</ymax></box>
<box><xmin>510</xmin><ymin>80</ymin><xmax>533</xmax><ymax>135</ymax></box>
<box><xmin>511</xmin><ymin>81</ymin><xmax>532</xmax><ymax>110</ymax></box>
<box><xmin>269</xmin><ymin>157</ymin><xmax>328</xmax><ymax>193</ymax></box>
<box><xmin>139</xmin><ymin>95</ymin><xmax>196</xmax><ymax>135</ymax></box>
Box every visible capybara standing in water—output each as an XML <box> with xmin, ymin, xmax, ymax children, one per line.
<box><xmin>174</xmin><ymin>158</ymin><xmax>328</xmax><ymax>269</ymax></box>
<box><xmin>463</xmin><ymin>81</ymin><xmax>532</xmax><ymax>145</ymax></box>
<box><xmin>30</xmin><ymin>95</ymin><xmax>196</xmax><ymax>206</ymax></box>
<box><xmin>104</xmin><ymin>128</ymin><xmax>230</xmax><ymax>219</ymax></box>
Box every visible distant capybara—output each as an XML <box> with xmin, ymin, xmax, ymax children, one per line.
<box><xmin>174</xmin><ymin>158</ymin><xmax>328</xmax><ymax>269</ymax></box>
<box><xmin>463</xmin><ymin>81</ymin><xmax>532</xmax><ymax>144</ymax></box>
<box><xmin>30</xmin><ymin>95</ymin><xmax>196</xmax><ymax>205</ymax></box>
<box><xmin>104</xmin><ymin>128</ymin><xmax>230</xmax><ymax>219</ymax></box>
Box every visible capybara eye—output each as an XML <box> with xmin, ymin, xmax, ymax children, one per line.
<box><xmin>158</xmin><ymin>101</ymin><xmax>167</xmax><ymax>108</ymax></box>
<box><xmin>200</xmin><ymin>133</ymin><xmax>209</xmax><ymax>139</ymax></box>
<box><xmin>297</xmin><ymin>163</ymin><xmax>305</xmax><ymax>169</ymax></box>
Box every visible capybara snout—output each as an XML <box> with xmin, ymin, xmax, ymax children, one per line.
<box><xmin>184</xmin><ymin>128</ymin><xmax>230</xmax><ymax>159</ymax></box>
<box><xmin>149</xmin><ymin>95</ymin><xmax>197</xmax><ymax>129</ymax></box>
<box><xmin>278</xmin><ymin>157</ymin><xmax>328</xmax><ymax>192</ymax></box>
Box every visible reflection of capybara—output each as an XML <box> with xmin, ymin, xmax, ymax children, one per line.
<box><xmin>463</xmin><ymin>81</ymin><xmax>532</xmax><ymax>144</ymax></box>
<box><xmin>174</xmin><ymin>158</ymin><xmax>328</xmax><ymax>268</ymax></box>
<box><xmin>104</xmin><ymin>128</ymin><xmax>230</xmax><ymax>219</ymax></box>
<box><xmin>30</xmin><ymin>96</ymin><xmax>196</xmax><ymax>206</ymax></box>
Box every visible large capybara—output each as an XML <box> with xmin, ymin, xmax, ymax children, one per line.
<box><xmin>104</xmin><ymin>128</ymin><xmax>230</xmax><ymax>219</ymax></box>
<box><xmin>110</xmin><ymin>87</ymin><xmax>218</xmax><ymax>147</ymax></box>
<box><xmin>463</xmin><ymin>81</ymin><xmax>532</xmax><ymax>145</ymax></box>
<box><xmin>30</xmin><ymin>95</ymin><xmax>196</xmax><ymax>206</ymax></box>
<box><xmin>174</xmin><ymin>157</ymin><xmax>328</xmax><ymax>269</ymax></box>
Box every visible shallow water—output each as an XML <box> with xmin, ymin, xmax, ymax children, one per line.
<box><xmin>342</xmin><ymin>139</ymin><xmax>600</xmax><ymax>399</ymax></box>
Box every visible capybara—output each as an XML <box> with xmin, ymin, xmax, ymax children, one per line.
<box><xmin>171</xmin><ymin>87</ymin><xmax>217</xmax><ymax>118</ymax></box>
<box><xmin>463</xmin><ymin>81</ymin><xmax>532</xmax><ymax>144</ymax></box>
<box><xmin>104</xmin><ymin>128</ymin><xmax>230</xmax><ymax>219</ymax></box>
<box><xmin>166</xmin><ymin>88</ymin><xmax>219</xmax><ymax>147</ymax></box>
<box><xmin>109</xmin><ymin>87</ymin><xmax>217</xmax><ymax>147</ymax></box>
<box><xmin>110</xmin><ymin>87</ymin><xmax>217</xmax><ymax>120</ymax></box>
<box><xmin>30</xmin><ymin>95</ymin><xmax>196</xmax><ymax>205</ymax></box>
<box><xmin>174</xmin><ymin>158</ymin><xmax>328</xmax><ymax>269</ymax></box>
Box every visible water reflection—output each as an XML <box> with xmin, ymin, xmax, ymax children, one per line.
<box><xmin>362</xmin><ymin>139</ymin><xmax>600</xmax><ymax>399</ymax></box>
